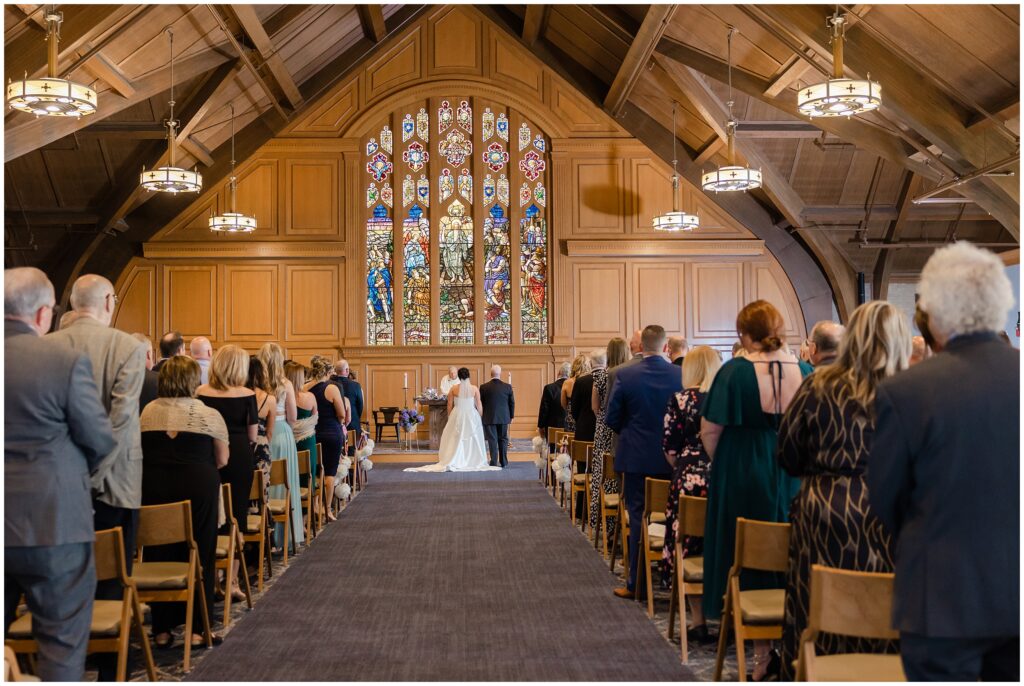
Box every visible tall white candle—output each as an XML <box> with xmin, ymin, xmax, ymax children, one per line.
<box><xmin>403</xmin><ymin>372</ymin><xmax>408</xmax><ymax>388</ymax></box>
<box><xmin>508</xmin><ymin>372</ymin><xmax>512</xmax><ymax>384</ymax></box>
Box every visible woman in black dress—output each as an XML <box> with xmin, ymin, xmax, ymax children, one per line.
<box><xmin>776</xmin><ymin>301</ymin><xmax>910</xmax><ymax>680</ymax></box>
<box><xmin>307</xmin><ymin>355</ymin><xmax>349</xmax><ymax>520</ymax></box>
<box><xmin>570</xmin><ymin>350</ymin><xmax>601</xmax><ymax>442</ymax></box>
<box><xmin>140</xmin><ymin>356</ymin><xmax>229</xmax><ymax>648</ymax></box>
<box><xmin>197</xmin><ymin>345</ymin><xmax>258</xmax><ymax>532</ymax></box>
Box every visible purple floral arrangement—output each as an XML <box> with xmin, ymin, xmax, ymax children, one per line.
<box><xmin>398</xmin><ymin>408</ymin><xmax>425</xmax><ymax>431</ymax></box>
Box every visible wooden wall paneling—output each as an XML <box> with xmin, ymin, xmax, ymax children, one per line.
<box><xmin>160</xmin><ymin>195</ymin><xmax>220</xmax><ymax>240</ymax></box>
<box><xmin>364</xmin><ymin>27</ymin><xmax>422</xmax><ymax>102</ymax></box>
<box><xmin>545</xmin><ymin>73</ymin><xmax>627</xmax><ymax>137</ymax></box>
<box><xmin>690</xmin><ymin>261</ymin><xmax>743</xmax><ymax>339</ymax></box>
<box><xmin>223</xmin><ymin>263</ymin><xmax>279</xmax><ymax>341</ymax></box>
<box><xmin>550</xmin><ymin>146</ymin><xmax>572</xmax><ymax>344</ymax></box>
<box><xmin>630</xmin><ymin>157</ymin><xmax>674</xmax><ymax>235</ymax></box>
<box><xmin>342</xmin><ymin>148</ymin><xmax>364</xmax><ymax>347</ymax></box>
<box><xmin>285</xmin><ymin>348</ymin><xmax>338</xmax><ymax>367</ymax></box>
<box><xmin>632</xmin><ymin>262</ymin><xmax>684</xmax><ymax>335</ymax></box>
<box><xmin>573</xmin><ymin>261</ymin><xmax>627</xmax><ymax>343</ymax></box>
<box><xmin>427</xmin><ymin>6</ymin><xmax>482</xmax><ymax>76</ymax></box>
<box><xmin>365</xmin><ymin>364</ymin><xmax>424</xmax><ymax>434</ymax></box>
<box><xmin>285</xmin><ymin>263</ymin><xmax>341</xmax><ymax>342</ymax></box>
<box><xmin>284</xmin><ymin>157</ymin><xmax>340</xmax><ymax>235</ymax></box>
<box><xmin>683</xmin><ymin>186</ymin><xmax>758</xmax><ymax>239</ymax></box>
<box><xmin>499</xmin><ymin>361</ymin><xmax>547</xmax><ymax>438</ymax></box>
<box><xmin>572</xmin><ymin>157</ymin><xmax>626</xmax><ymax>234</ymax></box>
<box><xmin>748</xmin><ymin>260</ymin><xmax>805</xmax><ymax>339</ymax></box>
<box><xmin>225</xmin><ymin>157</ymin><xmax>280</xmax><ymax>237</ymax></box>
<box><xmin>163</xmin><ymin>265</ymin><xmax>217</xmax><ymax>339</ymax></box>
<box><xmin>112</xmin><ymin>262</ymin><xmax>156</xmax><ymax>339</ymax></box>
<box><xmin>486</xmin><ymin>24</ymin><xmax>543</xmax><ymax>93</ymax></box>
<box><xmin>285</xmin><ymin>77</ymin><xmax>359</xmax><ymax>136</ymax></box>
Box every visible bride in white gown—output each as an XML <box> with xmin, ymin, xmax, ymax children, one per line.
<box><xmin>405</xmin><ymin>370</ymin><xmax>500</xmax><ymax>473</ymax></box>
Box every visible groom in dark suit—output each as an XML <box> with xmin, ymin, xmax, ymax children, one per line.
<box><xmin>480</xmin><ymin>364</ymin><xmax>515</xmax><ymax>467</ymax></box>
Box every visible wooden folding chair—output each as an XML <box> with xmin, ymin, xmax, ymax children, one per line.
<box><xmin>544</xmin><ymin>427</ymin><xmax>559</xmax><ymax>487</ymax></box>
<box><xmin>5</xmin><ymin>528</ymin><xmax>157</xmax><ymax>682</ymax></box>
<box><xmin>593</xmin><ymin>450</ymin><xmax>620</xmax><ymax>556</ymax></box>
<box><xmin>297</xmin><ymin>449</ymin><xmax>315</xmax><ymax>542</ymax></box>
<box><xmin>215</xmin><ymin>484</ymin><xmax>252</xmax><ymax>627</ymax></box>
<box><xmin>315</xmin><ymin>442</ymin><xmax>327</xmax><ymax>523</ymax></box>
<box><xmin>667</xmin><ymin>495</ymin><xmax>708</xmax><ymax>664</ymax></box>
<box><xmin>796</xmin><ymin>565</ymin><xmax>904</xmax><ymax>682</ymax></box>
<box><xmin>713</xmin><ymin>518</ymin><xmax>791</xmax><ymax>681</ymax></box>
<box><xmin>132</xmin><ymin>501</ymin><xmax>213</xmax><ymax>673</ymax></box>
<box><xmin>269</xmin><ymin>459</ymin><xmax>295</xmax><ymax>564</ymax></box>
<box><xmin>551</xmin><ymin>430</ymin><xmax>573</xmax><ymax>505</ymax></box>
<box><xmin>635</xmin><ymin>477</ymin><xmax>671</xmax><ymax>617</ymax></box>
<box><xmin>569</xmin><ymin>440</ymin><xmax>593</xmax><ymax>530</ymax></box>
<box><xmin>243</xmin><ymin>469</ymin><xmax>271</xmax><ymax>593</ymax></box>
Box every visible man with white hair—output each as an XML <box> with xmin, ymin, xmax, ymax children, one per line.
<box><xmin>807</xmin><ymin>320</ymin><xmax>845</xmax><ymax>367</ymax></box>
<box><xmin>868</xmin><ymin>243</ymin><xmax>1019</xmax><ymax>681</ymax></box>
<box><xmin>440</xmin><ymin>365</ymin><xmax>460</xmax><ymax>395</ymax></box>
<box><xmin>668</xmin><ymin>336</ymin><xmax>688</xmax><ymax>366</ymax></box>
<box><xmin>5</xmin><ymin>267</ymin><xmax>115</xmax><ymax>681</ymax></box>
<box><xmin>479</xmin><ymin>364</ymin><xmax>515</xmax><ymax>467</ymax></box>
<box><xmin>132</xmin><ymin>333</ymin><xmax>159</xmax><ymax>410</ymax></box>
<box><xmin>537</xmin><ymin>362</ymin><xmax>569</xmax><ymax>442</ymax></box>
<box><xmin>332</xmin><ymin>358</ymin><xmax>364</xmax><ymax>445</ymax></box>
<box><xmin>189</xmin><ymin>335</ymin><xmax>213</xmax><ymax>385</ymax></box>
<box><xmin>47</xmin><ymin>275</ymin><xmax>146</xmax><ymax>678</ymax></box>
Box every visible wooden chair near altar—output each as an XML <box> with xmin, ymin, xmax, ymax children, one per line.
<box><xmin>373</xmin><ymin>407</ymin><xmax>401</xmax><ymax>443</ymax></box>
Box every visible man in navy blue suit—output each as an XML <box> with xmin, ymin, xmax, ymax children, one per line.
<box><xmin>605</xmin><ymin>324</ymin><xmax>682</xmax><ymax>598</ymax></box>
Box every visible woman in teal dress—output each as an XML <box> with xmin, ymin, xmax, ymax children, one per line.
<box><xmin>700</xmin><ymin>300</ymin><xmax>812</xmax><ymax>681</ymax></box>
<box><xmin>285</xmin><ymin>361</ymin><xmax>319</xmax><ymax>501</ymax></box>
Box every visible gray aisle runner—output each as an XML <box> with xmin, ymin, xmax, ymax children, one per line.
<box><xmin>187</xmin><ymin>463</ymin><xmax>693</xmax><ymax>681</ymax></box>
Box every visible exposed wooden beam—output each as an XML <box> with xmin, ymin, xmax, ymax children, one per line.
<box><xmin>77</xmin><ymin>47</ymin><xmax>135</xmax><ymax>98</ymax></box>
<box><xmin>4</xmin><ymin>5</ymin><xmax>127</xmax><ymax>81</ymax></box>
<box><xmin>763</xmin><ymin>52</ymin><xmax>816</xmax><ymax>98</ymax></box>
<box><xmin>229</xmin><ymin>5</ymin><xmax>303</xmax><ymax>109</ymax></box>
<box><xmin>803</xmin><ymin>204</ymin><xmax>993</xmax><ymax>223</ymax></box>
<box><xmin>181</xmin><ymin>137</ymin><xmax>215</xmax><ymax>167</ymax></box>
<box><xmin>208</xmin><ymin>5</ymin><xmax>289</xmax><ymax>120</ymax></box>
<box><xmin>604</xmin><ymin>5</ymin><xmax>677</xmax><ymax>116</ymax></box>
<box><xmin>521</xmin><ymin>5</ymin><xmax>546</xmax><ymax>46</ymax></box>
<box><xmin>75</xmin><ymin>122</ymin><xmax>167</xmax><ymax>139</ymax></box>
<box><xmin>356</xmin><ymin>5</ymin><xmax>387</xmax><ymax>43</ymax></box>
<box><xmin>872</xmin><ymin>173</ymin><xmax>922</xmax><ymax>300</ymax></box>
<box><xmin>694</xmin><ymin>137</ymin><xmax>725</xmax><ymax>165</ymax></box>
<box><xmin>263</xmin><ymin>4</ymin><xmax>310</xmax><ymax>38</ymax></box>
<box><xmin>734</xmin><ymin>121</ymin><xmax>823</xmax><ymax>139</ymax></box>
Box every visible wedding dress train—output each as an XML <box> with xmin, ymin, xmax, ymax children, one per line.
<box><xmin>404</xmin><ymin>380</ymin><xmax>500</xmax><ymax>473</ymax></box>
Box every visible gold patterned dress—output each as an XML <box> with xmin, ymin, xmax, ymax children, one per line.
<box><xmin>776</xmin><ymin>376</ymin><xmax>898</xmax><ymax>681</ymax></box>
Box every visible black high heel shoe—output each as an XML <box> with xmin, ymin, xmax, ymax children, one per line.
<box><xmin>748</xmin><ymin>649</ymin><xmax>781</xmax><ymax>682</ymax></box>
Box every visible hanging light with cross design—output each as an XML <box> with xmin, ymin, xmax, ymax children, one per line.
<box><xmin>209</xmin><ymin>104</ymin><xmax>256</xmax><ymax>233</ymax></box>
<box><xmin>797</xmin><ymin>9</ymin><xmax>882</xmax><ymax>118</ymax></box>
<box><xmin>653</xmin><ymin>100</ymin><xmax>699</xmax><ymax>232</ymax></box>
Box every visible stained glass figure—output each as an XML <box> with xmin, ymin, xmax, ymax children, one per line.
<box><xmin>438</xmin><ymin>100</ymin><xmax>453</xmax><ymax>133</ymax></box>
<box><xmin>533</xmin><ymin>134</ymin><xmax>546</xmax><ymax>153</ymax></box>
<box><xmin>366</xmin><ymin>204</ymin><xmax>394</xmax><ymax>345</ymax></box>
<box><xmin>534</xmin><ymin>182</ymin><xmax>546</xmax><ymax>207</ymax></box>
<box><xmin>380</xmin><ymin>126</ymin><xmax>393</xmax><ymax>154</ymax></box>
<box><xmin>403</xmin><ymin>175</ymin><xmax>415</xmax><ymax>207</ymax></box>
<box><xmin>381</xmin><ymin>182</ymin><xmax>393</xmax><ymax>208</ymax></box>
<box><xmin>483</xmin><ymin>142</ymin><xmax>509</xmax><ymax>172</ymax></box>
<box><xmin>520</xmin><ymin>204</ymin><xmax>548</xmax><ymax>344</ymax></box>
<box><xmin>481</xmin><ymin>108</ymin><xmax>495</xmax><ymax>141</ymax></box>
<box><xmin>519</xmin><ymin>150</ymin><xmax>545</xmax><ymax>181</ymax></box>
<box><xmin>402</xmin><ymin>141</ymin><xmax>428</xmax><ymax>172</ymax></box>
<box><xmin>439</xmin><ymin>168</ymin><xmax>454</xmax><ymax>203</ymax></box>
<box><xmin>483</xmin><ymin>174</ymin><xmax>496</xmax><ymax>206</ymax></box>
<box><xmin>366</xmin><ymin>183</ymin><xmax>378</xmax><ymax>208</ymax></box>
<box><xmin>416</xmin><ymin>108</ymin><xmax>429</xmax><ymax>142</ymax></box>
<box><xmin>367</xmin><ymin>152</ymin><xmax>392</xmax><ymax>183</ymax></box>
<box><xmin>519</xmin><ymin>182</ymin><xmax>531</xmax><ymax>207</ymax></box>
<box><xmin>496</xmin><ymin>112</ymin><xmax>509</xmax><ymax>141</ymax></box>
<box><xmin>456</xmin><ymin>100</ymin><xmax>472</xmax><ymax>133</ymax></box>
<box><xmin>497</xmin><ymin>174</ymin><xmax>509</xmax><ymax>206</ymax></box>
<box><xmin>366</xmin><ymin>138</ymin><xmax>378</xmax><ymax>156</ymax></box>
<box><xmin>402</xmin><ymin>205</ymin><xmax>430</xmax><ymax>345</ymax></box>
<box><xmin>518</xmin><ymin>122</ymin><xmax>531</xmax><ymax>151</ymax></box>
<box><xmin>439</xmin><ymin>200</ymin><xmax>474</xmax><ymax>344</ymax></box>
<box><xmin>439</xmin><ymin>129</ymin><xmax>472</xmax><ymax>167</ymax></box>
<box><xmin>417</xmin><ymin>174</ymin><xmax>429</xmax><ymax>206</ymax></box>
<box><xmin>402</xmin><ymin>114</ymin><xmax>414</xmax><ymax>141</ymax></box>
<box><xmin>483</xmin><ymin>205</ymin><xmax>511</xmax><ymax>344</ymax></box>
<box><xmin>458</xmin><ymin>168</ymin><xmax>472</xmax><ymax>202</ymax></box>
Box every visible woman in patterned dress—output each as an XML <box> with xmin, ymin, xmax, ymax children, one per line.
<box><xmin>247</xmin><ymin>357</ymin><xmax>274</xmax><ymax>515</ymax></box>
<box><xmin>560</xmin><ymin>352</ymin><xmax>591</xmax><ymax>432</ymax></box>
<box><xmin>660</xmin><ymin>346</ymin><xmax>721</xmax><ymax>640</ymax></box>
<box><xmin>588</xmin><ymin>338</ymin><xmax>629</xmax><ymax>535</ymax></box>
<box><xmin>776</xmin><ymin>301</ymin><xmax>911</xmax><ymax>680</ymax></box>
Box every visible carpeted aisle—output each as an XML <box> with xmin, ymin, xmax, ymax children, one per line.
<box><xmin>187</xmin><ymin>462</ymin><xmax>693</xmax><ymax>681</ymax></box>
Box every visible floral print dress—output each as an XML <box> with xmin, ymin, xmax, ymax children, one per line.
<box><xmin>250</xmin><ymin>394</ymin><xmax>272</xmax><ymax>520</ymax></box>
<box><xmin>588</xmin><ymin>368</ymin><xmax>617</xmax><ymax>533</ymax></box>
<box><xmin>660</xmin><ymin>388</ymin><xmax>709</xmax><ymax>584</ymax></box>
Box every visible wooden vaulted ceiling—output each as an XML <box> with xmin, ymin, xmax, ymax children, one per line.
<box><xmin>4</xmin><ymin>4</ymin><xmax>1020</xmax><ymax>311</ymax></box>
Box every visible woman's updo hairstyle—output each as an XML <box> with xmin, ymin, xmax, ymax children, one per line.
<box><xmin>309</xmin><ymin>355</ymin><xmax>334</xmax><ymax>381</ymax></box>
<box><xmin>457</xmin><ymin>367</ymin><xmax>470</xmax><ymax>380</ymax></box>
<box><xmin>736</xmin><ymin>299</ymin><xmax>785</xmax><ymax>352</ymax></box>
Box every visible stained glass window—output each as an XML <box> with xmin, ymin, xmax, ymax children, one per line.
<box><xmin>366</xmin><ymin>204</ymin><xmax>394</xmax><ymax>345</ymax></box>
<box><xmin>439</xmin><ymin>199</ymin><xmax>474</xmax><ymax>345</ymax></box>
<box><xmin>402</xmin><ymin>205</ymin><xmax>430</xmax><ymax>345</ymax></box>
<box><xmin>483</xmin><ymin>205</ymin><xmax>511</xmax><ymax>344</ymax></box>
<box><xmin>520</xmin><ymin>204</ymin><xmax>548</xmax><ymax>345</ymax></box>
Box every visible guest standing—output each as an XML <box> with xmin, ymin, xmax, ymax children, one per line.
<box><xmin>700</xmin><ymin>300</ymin><xmax>812</xmax><ymax>680</ymax></box>
<box><xmin>537</xmin><ymin>361</ymin><xmax>569</xmax><ymax>442</ymax></box>
<box><xmin>868</xmin><ymin>243</ymin><xmax>1019</xmax><ymax>681</ymax></box>
<box><xmin>805</xmin><ymin>320</ymin><xmax>845</xmax><ymax>367</ymax></box>
<box><xmin>131</xmin><ymin>333</ymin><xmax>159</xmax><ymax>411</ymax></box>
<box><xmin>308</xmin><ymin>356</ymin><xmax>350</xmax><ymax>520</ymax></box>
<box><xmin>154</xmin><ymin>331</ymin><xmax>184</xmax><ymax>371</ymax></box>
<box><xmin>668</xmin><ymin>336</ymin><xmax>688</xmax><ymax>366</ymax></box>
<box><xmin>258</xmin><ymin>343</ymin><xmax>304</xmax><ymax>550</ymax></box>
<box><xmin>190</xmin><ymin>336</ymin><xmax>213</xmax><ymax>385</ymax></box>
<box><xmin>661</xmin><ymin>345</ymin><xmax>721</xmax><ymax>641</ymax></box>
<box><xmin>246</xmin><ymin>357</ymin><xmax>275</xmax><ymax>517</ymax></box>
<box><xmin>285</xmin><ymin>361</ymin><xmax>319</xmax><ymax>493</ymax></box>
<box><xmin>560</xmin><ymin>352</ymin><xmax>591</xmax><ymax>432</ymax></box>
<box><xmin>777</xmin><ymin>301</ymin><xmax>911</xmax><ymax>679</ymax></box>
<box><xmin>606</xmin><ymin>325</ymin><xmax>683</xmax><ymax>599</ymax></box>
<box><xmin>5</xmin><ymin>267</ymin><xmax>115</xmax><ymax>681</ymax></box>
<box><xmin>332</xmin><ymin>359</ymin><xmax>364</xmax><ymax>446</ymax></box>
<box><xmin>140</xmin><ymin>356</ymin><xmax>229</xmax><ymax>648</ymax></box>
<box><xmin>588</xmin><ymin>338</ymin><xmax>629</xmax><ymax>533</ymax></box>
<box><xmin>569</xmin><ymin>350</ymin><xmax>601</xmax><ymax>442</ymax></box>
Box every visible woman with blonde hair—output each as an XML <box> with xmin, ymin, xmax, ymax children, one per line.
<box><xmin>776</xmin><ymin>300</ymin><xmax>910</xmax><ymax>679</ymax></box>
<box><xmin>307</xmin><ymin>355</ymin><xmax>350</xmax><ymax>521</ymax></box>
<box><xmin>587</xmin><ymin>337</ymin><xmax>629</xmax><ymax>535</ymax></box>
<box><xmin>560</xmin><ymin>352</ymin><xmax>591</xmax><ymax>432</ymax></box>
<box><xmin>660</xmin><ymin>345</ymin><xmax>722</xmax><ymax>643</ymax></box>
<box><xmin>257</xmin><ymin>342</ymin><xmax>304</xmax><ymax>550</ymax></box>
<box><xmin>285</xmin><ymin>361</ymin><xmax>319</xmax><ymax>510</ymax></box>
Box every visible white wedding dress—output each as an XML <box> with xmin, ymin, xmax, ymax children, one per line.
<box><xmin>405</xmin><ymin>380</ymin><xmax>500</xmax><ymax>473</ymax></box>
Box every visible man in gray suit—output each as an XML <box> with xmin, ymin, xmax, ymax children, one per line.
<box><xmin>5</xmin><ymin>267</ymin><xmax>116</xmax><ymax>681</ymax></box>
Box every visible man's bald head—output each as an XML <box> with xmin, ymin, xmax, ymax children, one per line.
<box><xmin>190</xmin><ymin>336</ymin><xmax>213</xmax><ymax>361</ymax></box>
<box><xmin>628</xmin><ymin>329</ymin><xmax>642</xmax><ymax>355</ymax></box>
<box><xmin>808</xmin><ymin>320</ymin><xmax>845</xmax><ymax>366</ymax></box>
<box><xmin>69</xmin><ymin>274</ymin><xmax>116</xmax><ymax>326</ymax></box>
<box><xmin>335</xmin><ymin>358</ymin><xmax>351</xmax><ymax>377</ymax></box>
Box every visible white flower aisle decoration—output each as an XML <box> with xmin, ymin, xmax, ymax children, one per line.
<box><xmin>334</xmin><ymin>481</ymin><xmax>352</xmax><ymax>502</ymax></box>
<box><xmin>531</xmin><ymin>435</ymin><xmax>548</xmax><ymax>470</ymax></box>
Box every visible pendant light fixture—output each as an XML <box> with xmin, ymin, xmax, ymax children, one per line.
<box><xmin>653</xmin><ymin>100</ymin><xmax>699</xmax><ymax>232</ymax></box>
<box><xmin>701</xmin><ymin>28</ymin><xmax>762</xmax><ymax>193</ymax></box>
<box><xmin>6</xmin><ymin>7</ymin><xmax>98</xmax><ymax>118</ymax></box>
<box><xmin>797</xmin><ymin>8</ymin><xmax>881</xmax><ymax>118</ymax></box>
<box><xmin>140</xmin><ymin>28</ymin><xmax>202</xmax><ymax>194</ymax></box>
<box><xmin>209</xmin><ymin>104</ymin><xmax>257</xmax><ymax>233</ymax></box>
